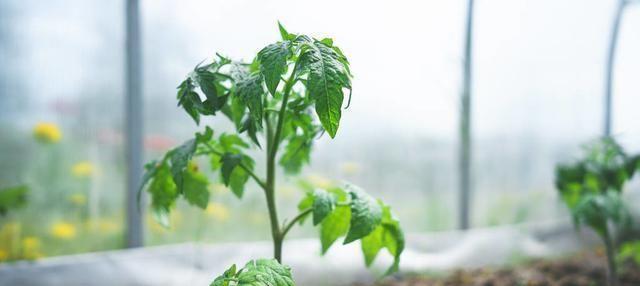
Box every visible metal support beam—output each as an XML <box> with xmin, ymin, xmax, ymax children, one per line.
<box><xmin>459</xmin><ymin>0</ymin><xmax>474</xmax><ymax>230</ymax></box>
<box><xmin>603</xmin><ymin>0</ymin><xmax>627</xmax><ymax>137</ymax></box>
<box><xmin>125</xmin><ymin>0</ymin><xmax>144</xmax><ymax>248</ymax></box>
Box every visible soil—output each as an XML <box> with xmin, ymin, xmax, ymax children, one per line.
<box><xmin>372</xmin><ymin>252</ymin><xmax>640</xmax><ymax>286</ymax></box>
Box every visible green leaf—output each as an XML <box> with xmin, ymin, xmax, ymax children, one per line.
<box><xmin>177</xmin><ymin>79</ymin><xmax>202</xmax><ymax>124</ymax></box>
<box><xmin>209</xmin><ymin>259</ymin><xmax>295</xmax><ymax>286</ymax></box>
<box><xmin>298</xmin><ymin>40</ymin><xmax>351</xmax><ymax>138</ymax></box>
<box><xmin>312</xmin><ymin>189</ymin><xmax>336</xmax><ymax>225</ymax></box>
<box><xmin>235</xmin><ymin>73</ymin><xmax>265</xmax><ymax>126</ymax></box>
<box><xmin>239</xmin><ymin>118</ymin><xmax>261</xmax><ymax>148</ymax></box>
<box><xmin>320</xmin><ymin>205</ymin><xmax>350</xmax><ymax>254</ymax></box>
<box><xmin>361</xmin><ymin>202</ymin><xmax>405</xmax><ymax>274</ymax></box>
<box><xmin>182</xmin><ymin>165</ymin><xmax>210</xmax><ymax>209</ymax></box>
<box><xmin>236</xmin><ymin>259</ymin><xmax>295</xmax><ymax>286</ymax></box>
<box><xmin>169</xmin><ymin>139</ymin><xmax>197</xmax><ymax>193</ymax></box>
<box><xmin>210</xmin><ymin>264</ymin><xmax>236</xmax><ymax>286</ymax></box>
<box><xmin>147</xmin><ymin>162</ymin><xmax>178</xmax><ymax>227</ymax></box>
<box><xmin>229</xmin><ymin>156</ymin><xmax>255</xmax><ymax>198</ymax></box>
<box><xmin>219</xmin><ymin>153</ymin><xmax>254</xmax><ymax>198</ymax></box>
<box><xmin>278</xmin><ymin>21</ymin><xmax>295</xmax><ymax>41</ymax></box>
<box><xmin>196</xmin><ymin>70</ymin><xmax>220</xmax><ymax>106</ymax></box>
<box><xmin>344</xmin><ymin>185</ymin><xmax>383</xmax><ymax>244</ymax></box>
<box><xmin>220</xmin><ymin>153</ymin><xmax>242</xmax><ymax>186</ymax></box>
<box><xmin>297</xmin><ymin>192</ymin><xmax>314</xmax><ymax>225</ymax></box>
<box><xmin>138</xmin><ymin>160</ymin><xmax>160</xmax><ymax>209</ymax></box>
<box><xmin>279</xmin><ymin>135</ymin><xmax>311</xmax><ymax>174</ymax></box>
<box><xmin>258</xmin><ymin>41</ymin><xmax>291</xmax><ymax>96</ymax></box>
<box><xmin>0</xmin><ymin>185</ymin><xmax>28</xmax><ymax>216</ymax></box>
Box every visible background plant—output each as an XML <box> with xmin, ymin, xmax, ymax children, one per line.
<box><xmin>139</xmin><ymin>23</ymin><xmax>405</xmax><ymax>283</ymax></box>
<box><xmin>555</xmin><ymin>137</ymin><xmax>640</xmax><ymax>286</ymax></box>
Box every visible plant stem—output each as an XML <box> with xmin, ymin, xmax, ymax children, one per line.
<box><xmin>264</xmin><ymin>67</ymin><xmax>298</xmax><ymax>263</ymax></box>
<box><xmin>603</xmin><ymin>228</ymin><xmax>619</xmax><ymax>286</ymax></box>
<box><xmin>281</xmin><ymin>209</ymin><xmax>312</xmax><ymax>238</ymax></box>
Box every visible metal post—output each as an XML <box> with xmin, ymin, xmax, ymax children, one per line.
<box><xmin>603</xmin><ymin>0</ymin><xmax>627</xmax><ymax>137</ymax></box>
<box><xmin>459</xmin><ymin>0</ymin><xmax>474</xmax><ymax>230</ymax></box>
<box><xmin>125</xmin><ymin>0</ymin><xmax>144</xmax><ymax>247</ymax></box>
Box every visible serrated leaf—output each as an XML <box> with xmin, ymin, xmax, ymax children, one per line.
<box><xmin>219</xmin><ymin>152</ymin><xmax>254</xmax><ymax>198</ymax></box>
<box><xmin>361</xmin><ymin>203</ymin><xmax>405</xmax><ymax>274</ymax></box>
<box><xmin>278</xmin><ymin>21</ymin><xmax>295</xmax><ymax>41</ymax></box>
<box><xmin>169</xmin><ymin>139</ymin><xmax>197</xmax><ymax>193</ymax></box>
<box><xmin>258</xmin><ymin>41</ymin><xmax>291</xmax><ymax>96</ymax></box>
<box><xmin>177</xmin><ymin>79</ymin><xmax>202</xmax><ymax>124</ymax></box>
<box><xmin>183</xmin><ymin>166</ymin><xmax>210</xmax><ymax>209</ymax></box>
<box><xmin>196</xmin><ymin>70</ymin><xmax>220</xmax><ymax>106</ymax></box>
<box><xmin>299</xmin><ymin>40</ymin><xmax>351</xmax><ymax>138</ymax></box>
<box><xmin>239</xmin><ymin>118</ymin><xmax>261</xmax><ymax>148</ymax></box>
<box><xmin>312</xmin><ymin>189</ymin><xmax>336</xmax><ymax>225</ymax></box>
<box><xmin>0</xmin><ymin>185</ymin><xmax>28</xmax><ymax>216</ymax></box>
<box><xmin>210</xmin><ymin>264</ymin><xmax>237</xmax><ymax>286</ymax></box>
<box><xmin>236</xmin><ymin>259</ymin><xmax>295</xmax><ymax>286</ymax></box>
<box><xmin>235</xmin><ymin>73</ymin><xmax>265</xmax><ymax>126</ymax></box>
<box><xmin>344</xmin><ymin>185</ymin><xmax>383</xmax><ymax>244</ymax></box>
<box><xmin>220</xmin><ymin>153</ymin><xmax>242</xmax><ymax>186</ymax></box>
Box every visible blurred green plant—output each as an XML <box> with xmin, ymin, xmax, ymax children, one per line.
<box><xmin>139</xmin><ymin>23</ymin><xmax>405</xmax><ymax>283</ymax></box>
<box><xmin>617</xmin><ymin>240</ymin><xmax>640</xmax><ymax>267</ymax></box>
<box><xmin>555</xmin><ymin>137</ymin><xmax>640</xmax><ymax>286</ymax></box>
<box><xmin>0</xmin><ymin>185</ymin><xmax>28</xmax><ymax>216</ymax></box>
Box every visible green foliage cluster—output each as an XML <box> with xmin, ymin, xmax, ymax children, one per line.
<box><xmin>210</xmin><ymin>259</ymin><xmax>294</xmax><ymax>286</ymax></box>
<box><xmin>0</xmin><ymin>185</ymin><xmax>28</xmax><ymax>216</ymax></box>
<box><xmin>555</xmin><ymin>137</ymin><xmax>640</xmax><ymax>286</ymax></box>
<box><xmin>139</xmin><ymin>23</ymin><xmax>404</xmax><ymax>284</ymax></box>
<box><xmin>555</xmin><ymin>138</ymin><xmax>639</xmax><ymax>237</ymax></box>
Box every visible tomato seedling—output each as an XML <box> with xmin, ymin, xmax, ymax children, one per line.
<box><xmin>139</xmin><ymin>23</ymin><xmax>404</xmax><ymax>284</ymax></box>
<box><xmin>555</xmin><ymin>137</ymin><xmax>639</xmax><ymax>286</ymax></box>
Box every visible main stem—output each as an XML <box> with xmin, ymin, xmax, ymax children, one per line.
<box><xmin>603</xmin><ymin>227</ymin><xmax>619</xmax><ymax>286</ymax></box>
<box><xmin>265</xmin><ymin>68</ymin><xmax>297</xmax><ymax>263</ymax></box>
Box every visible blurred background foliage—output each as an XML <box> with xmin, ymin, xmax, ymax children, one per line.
<box><xmin>0</xmin><ymin>0</ymin><xmax>639</xmax><ymax>262</ymax></box>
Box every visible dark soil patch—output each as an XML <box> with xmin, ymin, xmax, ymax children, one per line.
<box><xmin>372</xmin><ymin>252</ymin><xmax>640</xmax><ymax>286</ymax></box>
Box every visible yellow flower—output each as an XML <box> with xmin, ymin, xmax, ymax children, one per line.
<box><xmin>22</xmin><ymin>236</ymin><xmax>40</xmax><ymax>250</ymax></box>
<box><xmin>69</xmin><ymin>194</ymin><xmax>86</xmax><ymax>206</ymax></box>
<box><xmin>71</xmin><ymin>161</ymin><xmax>96</xmax><ymax>178</ymax></box>
<box><xmin>306</xmin><ymin>174</ymin><xmax>333</xmax><ymax>189</ymax></box>
<box><xmin>97</xmin><ymin>220</ymin><xmax>119</xmax><ymax>234</ymax></box>
<box><xmin>33</xmin><ymin>122</ymin><xmax>62</xmax><ymax>143</ymax></box>
<box><xmin>340</xmin><ymin>161</ymin><xmax>361</xmax><ymax>176</ymax></box>
<box><xmin>50</xmin><ymin>222</ymin><xmax>77</xmax><ymax>239</ymax></box>
<box><xmin>0</xmin><ymin>249</ymin><xmax>8</xmax><ymax>261</ymax></box>
<box><xmin>205</xmin><ymin>202</ymin><xmax>230</xmax><ymax>222</ymax></box>
<box><xmin>211</xmin><ymin>183</ymin><xmax>229</xmax><ymax>195</ymax></box>
<box><xmin>21</xmin><ymin>236</ymin><xmax>43</xmax><ymax>260</ymax></box>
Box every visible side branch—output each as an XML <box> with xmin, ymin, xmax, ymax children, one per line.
<box><xmin>202</xmin><ymin>143</ymin><xmax>268</xmax><ymax>191</ymax></box>
<box><xmin>281</xmin><ymin>208</ymin><xmax>312</xmax><ymax>239</ymax></box>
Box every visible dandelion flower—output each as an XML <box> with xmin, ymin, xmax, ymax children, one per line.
<box><xmin>205</xmin><ymin>202</ymin><xmax>230</xmax><ymax>222</ymax></box>
<box><xmin>69</xmin><ymin>194</ymin><xmax>87</xmax><ymax>206</ymax></box>
<box><xmin>50</xmin><ymin>222</ymin><xmax>76</xmax><ymax>239</ymax></box>
<box><xmin>71</xmin><ymin>161</ymin><xmax>96</xmax><ymax>178</ymax></box>
<box><xmin>21</xmin><ymin>236</ymin><xmax>43</xmax><ymax>259</ymax></box>
<box><xmin>340</xmin><ymin>161</ymin><xmax>361</xmax><ymax>176</ymax></box>
<box><xmin>0</xmin><ymin>249</ymin><xmax>8</xmax><ymax>261</ymax></box>
<box><xmin>33</xmin><ymin>122</ymin><xmax>62</xmax><ymax>143</ymax></box>
<box><xmin>306</xmin><ymin>174</ymin><xmax>333</xmax><ymax>189</ymax></box>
